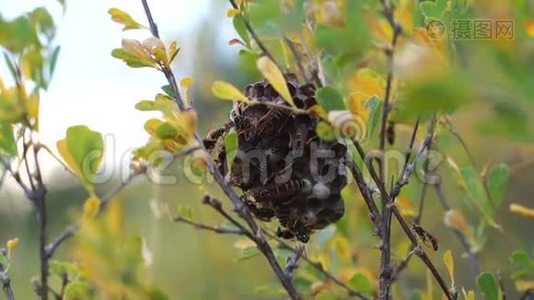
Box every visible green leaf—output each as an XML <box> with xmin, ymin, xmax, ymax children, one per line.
<box><xmin>487</xmin><ymin>164</ymin><xmax>509</xmax><ymax>209</ymax></box>
<box><xmin>316</xmin><ymin>121</ymin><xmax>336</xmax><ymax>142</ymax></box>
<box><xmin>177</xmin><ymin>204</ymin><xmax>193</xmax><ymax>220</ymax></box>
<box><xmin>224</xmin><ymin>129</ymin><xmax>238</xmax><ymax>171</ymax></box>
<box><xmin>161</xmin><ymin>84</ymin><xmax>176</xmax><ymax>98</ymax></box>
<box><xmin>49</xmin><ymin>46</ymin><xmax>60</xmax><ymax>77</ymax></box>
<box><xmin>460</xmin><ymin>167</ymin><xmax>497</xmax><ymax>227</ymax></box>
<box><xmin>235</xmin><ymin>246</ymin><xmax>261</xmax><ymax>262</ymax></box>
<box><xmin>397</xmin><ymin>75</ymin><xmax>469</xmax><ymax>120</ymax></box>
<box><xmin>316</xmin><ymin>290</ymin><xmax>336</xmax><ymax>300</ymax></box>
<box><xmin>0</xmin><ymin>15</ymin><xmax>40</xmax><ymax>53</ymax></box>
<box><xmin>64</xmin><ymin>281</ymin><xmax>92</xmax><ymax>299</ymax></box>
<box><xmin>315</xmin><ymin>86</ymin><xmax>345</xmax><ymax>112</ymax></box>
<box><xmin>30</xmin><ymin>7</ymin><xmax>55</xmax><ymax>39</ymax></box>
<box><xmin>364</xmin><ymin>96</ymin><xmax>382</xmax><ymax>139</ymax></box>
<box><xmin>58</xmin><ymin>125</ymin><xmax>104</xmax><ymax>187</ymax></box>
<box><xmin>111</xmin><ymin>48</ymin><xmax>154</xmax><ymax>68</ymax></box>
<box><xmin>155</xmin><ymin>122</ymin><xmax>178</xmax><ymax>139</ymax></box>
<box><xmin>348</xmin><ymin>273</ymin><xmax>374</xmax><ymax>294</ymax></box>
<box><xmin>0</xmin><ymin>122</ymin><xmax>17</xmax><ymax>155</ymax></box>
<box><xmin>108</xmin><ymin>8</ymin><xmax>146</xmax><ymax>31</ymax></box>
<box><xmin>49</xmin><ymin>260</ymin><xmax>77</xmax><ymax>276</ymax></box>
<box><xmin>233</xmin><ymin>15</ymin><xmax>250</xmax><ymax>48</ymax></box>
<box><xmin>476</xmin><ymin>272</ymin><xmax>498</xmax><ymax>300</ymax></box>
<box><xmin>510</xmin><ymin>250</ymin><xmax>533</xmax><ymax>269</ymax></box>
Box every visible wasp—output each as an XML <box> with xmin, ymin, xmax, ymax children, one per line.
<box><xmin>412</xmin><ymin>224</ymin><xmax>439</xmax><ymax>251</ymax></box>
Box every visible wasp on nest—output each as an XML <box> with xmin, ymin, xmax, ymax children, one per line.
<box><xmin>204</xmin><ymin>74</ymin><xmax>347</xmax><ymax>243</ymax></box>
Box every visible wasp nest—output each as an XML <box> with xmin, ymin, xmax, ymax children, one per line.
<box><xmin>205</xmin><ymin>74</ymin><xmax>347</xmax><ymax>242</ymax></box>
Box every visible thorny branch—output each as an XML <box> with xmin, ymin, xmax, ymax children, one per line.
<box><xmin>140</xmin><ymin>1</ymin><xmax>300</xmax><ymax>298</ymax></box>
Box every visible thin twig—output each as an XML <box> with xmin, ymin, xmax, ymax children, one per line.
<box><xmin>284</xmin><ymin>35</ymin><xmax>309</xmax><ymax>83</ymax></box>
<box><xmin>45</xmin><ymin>146</ymin><xmax>199</xmax><ymax>259</ymax></box>
<box><xmin>228</xmin><ymin>0</ymin><xmax>282</xmax><ymax>71</ymax></box>
<box><xmin>351</xmin><ymin>118</ymin><xmax>452</xmax><ymax>300</ymax></box>
<box><xmin>265</xmin><ymin>232</ymin><xmax>371</xmax><ymax>300</ymax></box>
<box><xmin>173</xmin><ymin>216</ymin><xmax>247</xmax><ymax>235</ymax></box>
<box><xmin>284</xmin><ymin>246</ymin><xmax>304</xmax><ymax>279</ymax></box>
<box><xmin>434</xmin><ymin>179</ymin><xmax>481</xmax><ymax>274</ymax></box>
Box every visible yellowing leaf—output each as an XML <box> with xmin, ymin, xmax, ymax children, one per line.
<box><xmin>227</xmin><ymin>8</ymin><xmax>240</xmax><ymax>17</ymax></box>
<box><xmin>121</xmin><ymin>39</ymin><xmax>151</xmax><ymax>61</ymax></box>
<box><xmin>57</xmin><ymin>126</ymin><xmax>104</xmax><ymax>189</ymax></box>
<box><xmin>462</xmin><ymin>289</ymin><xmax>475</xmax><ymax>300</ymax></box>
<box><xmin>443</xmin><ymin>250</ymin><xmax>455</xmax><ymax>286</ymax></box>
<box><xmin>396</xmin><ymin>196</ymin><xmax>417</xmax><ymax>217</ymax></box>
<box><xmin>57</xmin><ymin>138</ymin><xmax>81</xmax><ymax>176</ymax></box>
<box><xmin>211</xmin><ymin>81</ymin><xmax>248</xmax><ymax>102</ymax></box>
<box><xmin>83</xmin><ymin>196</ymin><xmax>101</xmax><ymax>219</ymax></box>
<box><xmin>347</xmin><ymin>92</ymin><xmax>370</xmax><ymax>121</ymax></box>
<box><xmin>6</xmin><ymin>238</ymin><xmax>19</xmax><ymax>252</ymax></box>
<box><xmin>108</xmin><ymin>8</ymin><xmax>146</xmax><ymax>31</ymax></box>
<box><xmin>234</xmin><ymin>239</ymin><xmax>255</xmax><ymax>250</ymax></box>
<box><xmin>525</xmin><ymin>20</ymin><xmax>534</xmax><ymax>37</ymax></box>
<box><xmin>347</xmin><ymin>68</ymin><xmax>386</xmax><ymax>100</ymax></box>
<box><xmin>444</xmin><ymin>209</ymin><xmax>469</xmax><ymax>235</ymax></box>
<box><xmin>510</xmin><ymin>203</ymin><xmax>534</xmax><ymax>219</ymax></box>
<box><xmin>256</xmin><ymin>56</ymin><xmax>295</xmax><ymax>107</ymax></box>
<box><xmin>333</xmin><ymin>236</ymin><xmax>351</xmax><ymax>260</ymax></box>
<box><xmin>515</xmin><ymin>280</ymin><xmax>534</xmax><ymax>291</ymax></box>
<box><xmin>180</xmin><ymin>76</ymin><xmax>194</xmax><ymax>89</ymax></box>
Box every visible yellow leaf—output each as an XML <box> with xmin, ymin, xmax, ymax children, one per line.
<box><xmin>347</xmin><ymin>92</ymin><xmax>370</xmax><ymax>121</ymax></box>
<box><xmin>346</xmin><ymin>68</ymin><xmax>386</xmax><ymax>100</ymax></box>
<box><xmin>510</xmin><ymin>203</ymin><xmax>534</xmax><ymax>219</ymax></box>
<box><xmin>462</xmin><ymin>289</ymin><xmax>475</xmax><ymax>300</ymax></box>
<box><xmin>443</xmin><ymin>250</ymin><xmax>455</xmax><ymax>286</ymax></box>
<box><xmin>525</xmin><ymin>20</ymin><xmax>534</xmax><ymax>37</ymax></box>
<box><xmin>443</xmin><ymin>209</ymin><xmax>469</xmax><ymax>235</ymax></box>
<box><xmin>6</xmin><ymin>238</ymin><xmax>19</xmax><ymax>252</ymax></box>
<box><xmin>108</xmin><ymin>8</ymin><xmax>145</xmax><ymax>31</ymax></box>
<box><xmin>144</xmin><ymin>118</ymin><xmax>164</xmax><ymax>136</ymax></box>
<box><xmin>234</xmin><ymin>239</ymin><xmax>255</xmax><ymax>250</ymax></box>
<box><xmin>227</xmin><ymin>8</ymin><xmax>240</xmax><ymax>17</ymax></box>
<box><xmin>121</xmin><ymin>39</ymin><xmax>150</xmax><ymax>61</ymax></box>
<box><xmin>394</xmin><ymin>0</ymin><xmax>414</xmax><ymax>34</ymax></box>
<box><xmin>396</xmin><ymin>196</ymin><xmax>417</xmax><ymax>218</ymax></box>
<box><xmin>57</xmin><ymin>138</ymin><xmax>82</xmax><ymax>177</ymax></box>
<box><xmin>180</xmin><ymin>76</ymin><xmax>194</xmax><ymax>89</ymax></box>
<box><xmin>515</xmin><ymin>280</ymin><xmax>534</xmax><ymax>291</ymax></box>
<box><xmin>167</xmin><ymin>41</ymin><xmax>180</xmax><ymax>64</ymax></box>
<box><xmin>83</xmin><ymin>196</ymin><xmax>101</xmax><ymax>219</ymax></box>
<box><xmin>211</xmin><ymin>81</ymin><xmax>248</xmax><ymax>102</ymax></box>
<box><xmin>333</xmin><ymin>236</ymin><xmax>351</xmax><ymax>260</ymax></box>
<box><xmin>257</xmin><ymin>56</ymin><xmax>295</xmax><ymax>107</ymax></box>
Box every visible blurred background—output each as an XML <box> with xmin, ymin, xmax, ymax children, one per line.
<box><xmin>1</xmin><ymin>0</ymin><xmax>534</xmax><ymax>299</ymax></box>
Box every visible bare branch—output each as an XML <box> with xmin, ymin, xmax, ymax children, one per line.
<box><xmin>173</xmin><ymin>216</ymin><xmax>247</xmax><ymax>235</ymax></box>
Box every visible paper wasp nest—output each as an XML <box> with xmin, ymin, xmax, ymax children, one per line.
<box><xmin>205</xmin><ymin>75</ymin><xmax>347</xmax><ymax>242</ymax></box>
